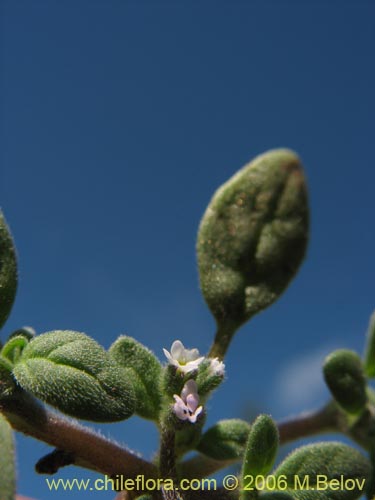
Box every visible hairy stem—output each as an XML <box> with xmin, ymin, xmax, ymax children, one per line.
<box><xmin>277</xmin><ymin>402</ymin><xmax>338</xmax><ymax>443</ymax></box>
<box><xmin>1</xmin><ymin>391</ymin><xmax>157</xmax><ymax>488</ymax></box>
<box><xmin>208</xmin><ymin>323</ymin><xmax>237</xmax><ymax>360</ymax></box>
<box><xmin>159</xmin><ymin>425</ymin><xmax>177</xmax><ymax>480</ymax></box>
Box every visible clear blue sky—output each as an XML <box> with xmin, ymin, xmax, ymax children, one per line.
<box><xmin>2</xmin><ymin>2</ymin><xmax>375</xmax><ymax>499</ymax></box>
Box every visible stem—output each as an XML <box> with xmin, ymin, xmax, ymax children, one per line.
<box><xmin>159</xmin><ymin>425</ymin><xmax>177</xmax><ymax>480</ymax></box>
<box><xmin>208</xmin><ymin>323</ymin><xmax>237</xmax><ymax>360</ymax></box>
<box><xmin>180</xmin><ymin>403</ymin><xmax>339</xmax><ymax>479</ymax></box>
<box><xmin>1</xmin><ymin>391</ymin><xmax>157</xmax><ymax>487</ymax></box>
<box><xmin>277</xmin><ymin>402</ymin><xmax>338</xmax><ymax>443</ymax></box>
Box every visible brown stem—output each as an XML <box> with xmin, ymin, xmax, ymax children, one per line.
<box><xmin>1</xmin><ymin>391</ymin><xmax>157</xmax><ymax>487</ymax></box>
<box><xmin>277</xmin><ymin>402</ymin><xmax>338</xmax><ymax>443</ymax></box>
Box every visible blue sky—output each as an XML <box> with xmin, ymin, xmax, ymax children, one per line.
<box><xmin>2</xmin><ymin>1</ymin><xmax>375</xmax><ymax>499</ymax></box>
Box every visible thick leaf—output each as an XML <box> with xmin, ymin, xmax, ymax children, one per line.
<box><xmin>109</xmin><ymin>336</ymin><xmax>162</xmax><ymax>420</ymax></box>
<box><xmin>0</xmin><ymin>413</ymin><xmax>16</xmax><ymax>500</ymax></box>
<box><xmin>1</xmin><ymin>335</ymin><xmax>29</xmax><ymax>364</ymax></box>
<box><xmin>13</xmin><ymin>330</ymin><xmax>136</xmax><ymax>422</ymax></box>
<box><xmin>323</xmin><ymin>350</ymin><xmax>367</xmax><ymax>415</ymax></box>
<box><xmin>242</xmin><ymin>415</ymin><xmax>279</xmax><ymax>479</ymax></box>
<box><xmin>197</xmin><ymin>149</ymin><xmax>309</xmax><ymax>356</ymax></box>
<box><xmin>0</xmin><ymin>359</ymin><xmax>15</xmax><ymax>399</ymax></box>
<box><xmin>272</xmin><ymin>442</ymin><xmax>371</xmax><ymax>500</ymax></box>
<box><xmin>197</xmin><ymin>419</ymin><xmax>251</xmax><ymax>460</ymax></box>
<box><xmin>364</xmin><ymin>311</ymin><xmax>375</xmax><ymax>377</ymax></box>
<box><xmin>196</xmin><ymin>358</ymin><xmax>225</xmax><ymax>398</ymax></box>
<box><xmin>0</xmin><ymin>211</ymin><xmax>18</xmax><ymax>329</ymax></box>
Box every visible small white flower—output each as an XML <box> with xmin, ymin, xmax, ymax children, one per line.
<box><xmin>163</xmin><ymin>340</ymin><xmax>205</xmax><ymax>374</ymax></box>
<box><xmin>209</xmin><ymin>357</ymin><xmax>225</xmax><ymax>377</ymax></box>
<box><xmin>173</xmin><ymin>380</ymin><xmax>203</xmax><ymax>423</ymax></box>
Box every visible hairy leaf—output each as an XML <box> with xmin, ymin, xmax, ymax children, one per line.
<box><xmin>197</xmin><ymin>149</ymin><xmax>309</xmax><ymax>355</ymax></box>
<box><xmin>13</xmin><ymin>330</ymin><xmax>136</xmax><ymax>422</ymax></box>
<box><xmin>109</xmin><ymin>336</ymin><xmax>162</xmax><ymax>420</ymax></box>
<box><xmin>272</xmin><ymin>442</ymin><xmax>371</xmax><ymax>500</ymax></box>
<box><xmin>0</xmin><ymin>211</ymin><xmax>18</xmax><ymax>329</ymax></box>
<box><xmin>195</xmin><ymin>359</ymin><xmax>225</xmax><ymax>398</ymax></box>
<box><xmin>1</xmin><ymin>335</ymin><xmax>29</xmax><ymax>364</ymax></box>
<box><xmin>242</xmin><ymin>414</ymin><xmax>279</xmax><ymax>480</ymax></box>
<box><xmin>0</xmin><ymin>359</ymin><xmax>15</xmax><ymax>399</ymax></box>
<box><xmin>0</xmin><ymin>413</ymin><xmax>16</xmax><ymax>500</ymax></box>
<box><xmin>197</xmin><ymin>419</ymin><xmax>251</xmax><ymax>460</ymax></box>
<box><xmin>323</xmin><ymin>349</ymin><xmax>367</xmax><ymax>415</ymax></box>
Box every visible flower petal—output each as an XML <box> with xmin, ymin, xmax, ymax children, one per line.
<box><xmin>170</xmin><ymin>340</ymin><xmax>184</xmax><ymax>360</ymax></box>
<box><xmin>188</xmin><ymin>405</ymin><xmax>203</xmax><ymax>423</ymax></box>
<box><xmin>181</xmin><ymin>379</ymin><xmax>199</xmax><ymax>401</ymax></box>
<box><xmin>184</xmin><ymin>348</ymin><xmax>200</xmax><ymax>362</ymax></box>
<box><xmin>173</xmin><ymin>402</ymin><xmax>189</xmax><ymax>420</ymax></box>
<box><xmin>163</xmin><ymin>348</ymin><xmax>173</xmax><ymax>362</ymax></box>
<box><xmin>173</xmin><ymin>395</ymin><xmax>190</xmax><ymax>420</ymax></box>
<box><xmin>186</xmin><ymin>392</ymin><xmax>199</xmax><ymax>412</ymax></box>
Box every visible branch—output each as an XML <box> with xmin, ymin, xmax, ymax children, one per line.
<box><xmin>1</xmin><ymin>391</ymin><xmax>157</xmax><ymax>487</ymax></box>
<box><xmin>277</xmin><ymin>402</ymin><xmax>338</xmax><ymax>443</ymax></box>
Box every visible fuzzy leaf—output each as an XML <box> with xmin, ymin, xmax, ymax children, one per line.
<box><xmin>0</xmin><ymin>359</ymin><xmax>15</xmax><ymax>399</ymax></box>
<box><xmin>197</xmin><ymin>419</ymin><xmax>251</xmax><ymax>460</ymax></box>
<box><xmin>196</xmin><ymin>359</ymin><xmax>225</xmax><ymax>398</ymax></box>
<box><xmin>109</xmin><ymin>336</ymin><xmax>162</xmax><ymax>420</ymax></box>
<box><xmin>13</xmin><ymin>330</ymin><xmax>136</xmax><ymax>422</ymax></box>
<box><xmin>1</xmin><ymin>335</ymin><xmax>29</xmax><ymax>364</ymax></box>
<box><xmin>272</xmin><ymin>442</ymin><xmax>371</xmax><ymax>500</ymax></box>
<box><xmin>323</xmin><ymin>349</ymin><xmax>368</xmax><ymax>415</ymax></box>
<box><xmin>197</xmin><ymin>149</ymin><xmax>309</xmax><ymax>355</ymax></box>
<box><xmin>0</xmin><ymin>413</ymin><xmax>16</xmax><ymax>500</ymax></box>
<box><xmin>242</xmin><ymin>415</ymin><xmax>279</xmax><ymax>480</ymax></box>
<box><xmin>364</xmin><ymin>311</ymin><xmax>375</xmax><ymax>377</ymax></box>
<box><xmin>0</xmin><ymin>211</ymin><xmax>18</xmax><ymax>329</ymax></box>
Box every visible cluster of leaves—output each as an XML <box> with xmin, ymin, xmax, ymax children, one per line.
<box><xmin>0</xmin><ymin>150</ymin><xmax>374</xmax><ymax>500</ymax></box>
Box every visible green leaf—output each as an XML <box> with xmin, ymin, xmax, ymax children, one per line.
<box><xmin>197</xmin><ymin>149</ymin><xmax>309</xmax><ymax>357</ymax></box>
<box><xmin>109</xmin><ymin>336</ymin><xmax>162</xmax><ymax>420</ymax></box>
<box><xmin>0</xmin><ymin>211</ymin><xmax>18</xmax><ymax>329</ymax></box>
<box><xmin>323</xmin><ymin>349</ymin><xmax>368</xmax><ymax>415</ymax></box>
<box><xmin>195</xmin><ymin>359</ymin><xmax>225</xmax><ymax>399</ymax></box>
<box><xmin>0</xmin><ymin>413</ymin><xmax>16</xmax><ymax>500</ymax></box>
<box><xmin>197</xmin><ymin>419</ymin><xmax>251</xmax><ymax>460</ymax></box>
<box><xmin>242</xmin><ymin>415</ymin><xmax>279</xmax><ymax>480</ymax></box>
<box><xmin>0</xmin><ymin>359</ymin><xmax>15</xmax><ymax>399</ymax></box>
<box><xmin>272</xmin><ymin>442</ymin><xmax>371</xmax><ymax>500</ymax></box>
<box><xmin>1</xmin><ymin>335</ymin><xmax>29</xmax><ymax>364</ymax></box>
<box><xmin>364</xmin><ymin>311</ymin><xmax>375</xmax><ymax>377</ymax></box>
<box><xmin>13</xmin><ymin>330</ymin><xmax>136</xmax><ymax>422</ymax></box>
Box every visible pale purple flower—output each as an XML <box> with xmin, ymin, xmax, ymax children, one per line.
<box><xmin>163</xmin><ymin>340</ymin><xmax>205</xmax><ymax>374</ymax></box>
<box><xmin>208</xmin><ymin>357</ymin><xmax>226</xmax><ymax>377</ymax></box>
<box><xmin>173</xmin><ymin>380</ymin><xmax>203</xmax><ymax>423</ymax></box>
